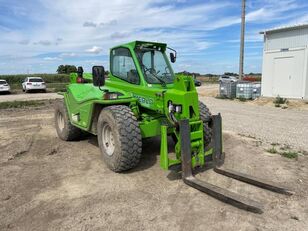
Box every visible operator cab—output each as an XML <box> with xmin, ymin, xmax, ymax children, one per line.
<box><xmin>110</xmin><ymin>41</ymin><xmax>177</xmax><ymax>87</ymax></box>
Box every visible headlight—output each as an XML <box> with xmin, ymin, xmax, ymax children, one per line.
<box><xmin>168</xmin><ymin>101</ymin><xmax>182</xmax><ymax>113</ymax></box>
<box><xmin>103</xmin><ymin>92</ymin><xmax>118</xmax><ymax>100</ymax></box>
<box><xmin>175</xmin><ymin>105</ymin><xmax>182</xmax><ymax>113</ymax></box>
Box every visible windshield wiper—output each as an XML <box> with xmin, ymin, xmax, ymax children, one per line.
<box><xmin>135</xmin><ymin>52</ymin><xmax>166</xmax><ymax>86</ymax></box>
<box><xmin>143</xmin><ymin>66</ymin><xmax>166</xmax><ymax>86</ymax></box>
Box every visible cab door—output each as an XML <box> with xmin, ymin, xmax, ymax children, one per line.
<box><xmin>108</xmin><ymin>47</ymin><xmax>159</xmax><ymax>110</ymax></box>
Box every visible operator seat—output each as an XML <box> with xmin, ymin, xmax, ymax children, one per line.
<box><xmin>127</xmin><ymin>70</ymin><xmax>139</xmax><ymax>84</ymax></box>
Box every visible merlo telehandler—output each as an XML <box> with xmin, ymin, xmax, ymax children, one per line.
<box><xmin>55</xmin><ymin>41</ymin><xmax>292</xmax><ymax>213</ymax></box>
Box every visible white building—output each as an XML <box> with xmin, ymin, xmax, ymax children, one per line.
<box><xmin>260</xmin><ymin>24</ymin><xmax>308</xmax><ymax>99</ymax></box>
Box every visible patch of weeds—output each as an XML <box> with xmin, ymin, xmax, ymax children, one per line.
<box><xmin>0</xmin><ymin>100</ymin><xmax>45</xmax><ymax>109</ymax></box>
<box><xmin>280</xmin><ymin>151</ymin><xmax>298</xmax><ymax>159</ymax></box>
<box><xmin>266</xmin><ymin>143</ymin><xmax>300</xmax><ymax>160</ymax></box>
<box><xmin>266</xmin><ymin>146</ymin><xmax>278</xmax><ymax>154</ymax></box>
<box><xmin>273</xmin><ymin>95</ymin><xmax>288</xmax><ymax>107</ymax></box>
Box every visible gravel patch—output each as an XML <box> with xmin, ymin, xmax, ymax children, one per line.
<box><xmin>200</xmin><ymin>96</ymin><xmax>308</xmax><ymax>151</ymax></box>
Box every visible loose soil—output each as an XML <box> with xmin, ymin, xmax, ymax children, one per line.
<box><xmin>0</xmin><ymin>103</ymin><xmax>307</xmax><ymax>231</ymax></box>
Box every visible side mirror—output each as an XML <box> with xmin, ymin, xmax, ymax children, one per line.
<box><xmin>92</xmin><ymin>66</ymin><xmax>105</xmax><ymax>87</ymax></box>
<box><xmin>77</xmin><ymin>66</ymin><xmax>84</xmax><ymax>77</ymax></box>
<box><xmin>194</xmin><ymin>79</ymin><xmax>202</xmax><ymax>87</ymax></box>
<box><xmin>170</xmin><ymin>52</ymin><xmax>176</xmax><ymax>63</ymax></box>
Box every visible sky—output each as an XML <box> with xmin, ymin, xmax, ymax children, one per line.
<box><xmin>1</xmin><ymin>0</ymin><xmax>308</xmax><ymax>75</ymax></box>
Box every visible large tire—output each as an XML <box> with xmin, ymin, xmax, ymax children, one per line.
<box><xmin>199</xmin><ymin>101</ymin><xmax>213</xmax><ymax>147</ymax></box>
<box><xmin>54</xmin><ymin>100</ymin><xmax>82</xmax><ymax>141</ymax></box>
<box><xmin>97</xmin><ymin>105</ymin><xmax>142</xmax><ymax>172</ymax></box>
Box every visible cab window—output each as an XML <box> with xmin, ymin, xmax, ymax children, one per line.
<box><xmin>111</xmin><ymin>48</ymin><xmax>140</xmax><ymax>84</ymax></box>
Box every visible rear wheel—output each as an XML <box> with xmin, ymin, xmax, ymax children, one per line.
<box><xmin>97</xmin><ymin>105</ymin><xmax>142</xmax><ymax>172</ymax></box>
<box><xmin>54</xmin><ymin>100</ymin><xmax>82</xmax><ymax>141</ymax></box>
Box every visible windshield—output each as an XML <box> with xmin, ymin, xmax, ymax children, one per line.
<box><xmin>0</xmin><ymin>80</ymin><xmax>7</xmax><ymax>85</ymax></box>
<box><xmin>135</xmin><ymin>49</ymin><xmax>174</xmax><ymax>84</ymax></box>
<box><xmin>29</xmin><ymin>78</ymin><xmax>43</xmax><ymax>82</ymax></box>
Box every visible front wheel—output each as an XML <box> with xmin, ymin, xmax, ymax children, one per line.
<box><xmin>97</xmin><ymin>105</ymin><xmax>142</xmax><ymax>172</ymax></box>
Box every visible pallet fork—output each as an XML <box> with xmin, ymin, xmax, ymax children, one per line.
<box><xmin>180</xmin><ymin>115</ymin><xmax>293</xmax><ymax>214</ymax></box>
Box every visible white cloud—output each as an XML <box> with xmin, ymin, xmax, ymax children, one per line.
<box><xmin>60</xmin><ymin>52</ymin><xmax>77</xmax><ymax>57</ymax></box>
<box><xmin>194</xmin><ymin>41</ymin><xmax>214</xmax><ymax>50</ymax></box>
<box><xmin>43</xmin><ymin>57</ymin><xmax>62</xmax><ymax>61</ymax></box>
<box><xmin>85</xmin><ymin>46</ymin><xmax>103</xmax><ymax>54</ymax></box>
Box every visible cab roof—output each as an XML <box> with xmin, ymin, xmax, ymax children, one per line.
<box><xmin>111</xmin><ymin>40</ymin><xmax>167</xmax><ymax>51</ymax></box>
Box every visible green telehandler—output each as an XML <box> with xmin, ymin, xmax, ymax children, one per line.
<box><xmin>55</xmin><ymin>41</ymin><xmax>292</xmax><ymax>213</ymax></box>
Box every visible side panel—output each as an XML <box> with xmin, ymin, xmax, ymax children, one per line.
<box><xmin>64</xmin><ymin>83</ymin><xmax>137</xmax><ymax>132</ymax></box>
<box><xmin>106</xmin><ymin>79</ymin><xmax>166</xmax><ymax>114</ymax></box>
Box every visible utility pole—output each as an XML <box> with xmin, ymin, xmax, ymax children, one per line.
<box><xmin>239</xmin><ymin>0</ymin><xmax>246</xmax><ymax>80</ymax></box>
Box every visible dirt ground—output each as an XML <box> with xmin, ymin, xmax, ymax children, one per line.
<box><xmin>0</xmin><ymin>103</ymin><xmax>308</xmax><ymax>231</ymax></box>
<box><xmin>0</xmin><ymin>92</ymin><xmax>62</xmax><ymax>103</ymax></box>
